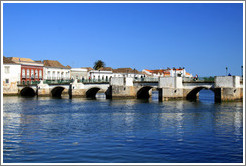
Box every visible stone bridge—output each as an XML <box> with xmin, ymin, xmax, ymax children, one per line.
<box><xmin>17</xmin><ymin>80</ymin><xmax>110</xmax><ymax>98</ymax></box>
<box><xmin>17</xmin><ymin>76</ymin><xmax>243</xmax><ymax>102</ymax></box>
<box><xmin>158</xmin><ymin>76</ymin><xmax>243</xmax><ymax>102</ymax></box>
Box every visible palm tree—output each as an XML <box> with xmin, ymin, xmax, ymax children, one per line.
<box><xmin>93</xmin><ymin>60</ymin><xmax>105</xmax><ymax>70</ymax></box>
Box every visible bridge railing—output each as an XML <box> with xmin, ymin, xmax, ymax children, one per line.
<box><xmin>43</xmin><ymin>80</ymin><xmax>74</xmax><ymax>84</ymax></box>
<box><xmin>134</xmin><ymin>77</ymin><xmax>159</xmax><ymax>82</ymax></box>
<box><xmin>77</xmin><ymin>79</ymin><xmax>110</xmax><ymax>83</ymax></box>
<box><xmin>182</xmin><ymin>77</ymin><xmax>215</xmax><ymax>82</ymax></box>
<box><xmin>17</xmin><ymin>81</ymin><xmax>41</xmax><ymax>86</ymax></box>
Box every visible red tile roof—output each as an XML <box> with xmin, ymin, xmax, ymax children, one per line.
<box><xmin>43</xmin><ymin>60</ymin><xmax>70</xmax><ymax>69</ymax></box>
<box><xmin>113</xmin><ymin>68</ymin><xmax>142</xmax><ymax>74</ymax></box>
<box><xmin>3</xmin><ymin>56</ymin><xmax>16</xmax><ymax>64</ymax></box>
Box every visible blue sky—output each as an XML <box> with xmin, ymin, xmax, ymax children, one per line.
<box><xmin>3</xmin><ymin>3</ymin><xmax>243</xmax><ymax>76</ymax></box>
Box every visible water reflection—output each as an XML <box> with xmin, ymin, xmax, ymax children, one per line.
<box><xmin>3</xmin><ymin>91</ymin><xmax>243</xmax><ymax>163</ymax></box>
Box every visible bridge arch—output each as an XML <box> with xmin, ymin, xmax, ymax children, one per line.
<box><xmin>137</xmin><ymin>86</ymin><xmax>153</xmax><ymax>99</ymax></box>
<box><xmin>20</xmin><ymin>87</ymin><xmax>36</xmax><ymax>97</ymax></box>
<box><xmin>51</xmin><ymin>86</ymin><xmax>65</xmax><ymax>97</ymax></box>
<box><xmin>186</xmin><ymin>86</ymin><xmax>214</xmax><ymax>100</ymax></box>
<box><xmin>86</xmin><ymin>87</ymin><xmax>101</xmax><ymax>98</ymax></box>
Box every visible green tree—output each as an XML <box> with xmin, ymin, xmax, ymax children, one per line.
<box><xmin>93</xmin><ymin>60</ymin><xmax>105</xmax><ymax>70</ymax></box>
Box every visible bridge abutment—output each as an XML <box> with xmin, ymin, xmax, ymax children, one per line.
<box><xmin>214</xmin><ymin>76</ymin><xmax>243</xmax><ymax>102</ymax></box>
<box><xmin>36</xmin><ymin>81</ymin><xmax>50</xmax><ymax>96</ymax></box>
<box><xmin>109</xmin><ymin>77</ymin><xmax>138</xmax><ymax>99</ymax></box>
<box><xmin>70</xmin><ymin>80</ymin><xmax>87</xmax><ymax>97</ymax></box>
<box><xmin>158</xmin><ymin>77</ymin><xmax>184</xmax><ymax>101</ymax></box>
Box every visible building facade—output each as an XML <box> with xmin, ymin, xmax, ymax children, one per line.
<box><xmin>9</xmin><ymin>57</ymin><xmax>44</xmax><ymax>85</ymax></box>
<box><xmin>89</xmin><ymin>70</ymin><xmax>113</xmax><ymax>81</ymax></box>
<box><xmin>87</xmin><ymin>67</ymin><xmax>144</xmax><ymax>81</ymax></box>
<box><xmin>70</xmin><ymin>68</ymin><xmax>88</xmax><ymax>80</ymax></box>
<box><xmin>43</xmin><ymin>60</ymin><xmax>71</xmax><ymax>80</ymax></box>
<box><xmin>142</xmin><ymin>68</ymin><xmax>192</xmax><ymax>78</ymax></box>
<box><xmin>3</xmin><ymin>57</ymin><xmax>21</xmax><ymax>94</ymax></box>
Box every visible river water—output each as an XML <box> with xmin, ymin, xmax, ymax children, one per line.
<box><xmin>3</xmin><ymin>90</ymin><xmax>243</xmax><ymax>163</ymax></box>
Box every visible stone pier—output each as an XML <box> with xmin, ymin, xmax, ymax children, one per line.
<box><xmin>108</xmin><ymin>77</ymin><xmax>138</xmax><ymax>99</ymax></box>
<box><xmin>214</xmin><ymin>76</ymin><xmax>243</xmax><ymax>102</ymax></box>
<box><xmin>158</xmin><ymin>77</ymin><xmax>183</xmax><ymax>101</ymax></box>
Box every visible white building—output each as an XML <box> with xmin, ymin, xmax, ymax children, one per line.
<box><xmin>168</xmin><ymin>68</ymin><xmax>192</xmax><ymax>77</ymax></box>
<box><xmin>43</xmin><ymin>60</ymin><xmax>71</xmax><ymax>80</ymax></box>
<box><xmin>3</xmin><ymin>56</ymin><xmax>21</xmax><ymax>94</ymax></box>
<box><xmin>70</xmin><ymin>68</ymin><xmax>88</xmax><ymax>80</ymax></box>
<box><xmin>88</xmin><ymin>67</ymin><xmax>145</xmax><ymax>81</ymax></box>
<box><xmin>89</xmin><ymin>69</ymin><xmax>113</xmax><ymax>81</ymax></box>
<box><xmin>142</xmin><ymin>68</ymin><xmax>192</xmax><ymax>78</ymax></box>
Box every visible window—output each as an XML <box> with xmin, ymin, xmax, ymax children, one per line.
<box><xmin>5</xmin><ymin>79</ymin><xmax>9</xmax><ymax>84</ymax></box>
<box><xmin>35</xmin><ymin>70</ymin><xmax>38</xmax><ymax>78</ymax></box>
<box><xmin>31</xmin><ymin>69</ymin><xmax>34</xmax><ymax>78</ymax></box>
<box><xmin>22</xmin><ymin>69</ymin><xmax>25</xmax><ymax>78</ymax></box>
<box><xmin>57</xmin><ymin>72</ymin><xmax>60</xmax><ymax>80</ymax></box>
<box><xmin>5</xmin><ymin>66</ymin><xmax>10</xmax><ymax>74</ymax></box>
<box><xmin>27</xmin><ymin>69</ymin><xmax>30</xmax><ymax>78</ymax></box>
<box><xmin>39</xmin><ymin>70</ymin><xmax>42</xmax><ymax>78</ymax></box>
<box><xmin>52</xmin><ymin>71</ymin><xmax>55</xmax><ymax>79</ymax></box>
<box><xmin>61</xmin><ymin>72</ymin><xmax>64</xmax><ymax>79</ymax></box>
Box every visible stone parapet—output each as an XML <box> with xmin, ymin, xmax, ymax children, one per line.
<box><xmin>215</xmin><ymin>76</ymin><xmax>240</xmax><ymax>88</ymax></box>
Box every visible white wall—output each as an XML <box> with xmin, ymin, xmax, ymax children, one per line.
<box><xmin>3</xmin><ymin>64</ymin><xmax>21</xmax><ymax>83</ymax></box>
<box><xmin>3</xmin><ymin>64</ymin><xmax>21</xmax><ymax>94</ymax></box>
<box><xmin>70</xmin><ymin>68</ymin><xmax>88</xmax><ymax>80</ymax></box>
<box><xmin>159</xmin><ymin>77</ymin><xmax>183</xmax><ymax>88</ymax></box>
<box><xmin>89</xmin><ymin>70</ymin><xmax>144</xmax><ymax>80</ymax></box>
<box><xmin>89</xmin><ymin>70</ymin><xmax>113</xmax><ymax>80</ymax></box>
<box><xmin>215</xmin><ymin>76</ymin><xmax>241</xmax><ymax>88</ymax></box>
<box><xmin>44</xmin><ymin>67</ymin><xmax>70</xmax><ymax>80</ymax></box>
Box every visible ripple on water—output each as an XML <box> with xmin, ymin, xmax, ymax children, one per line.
<box><xmin>3</xmin><ymin>92</ymin><xmax>243</xmax><ymax>163</ymax></box>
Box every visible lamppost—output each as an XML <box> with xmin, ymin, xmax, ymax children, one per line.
<box><xmin>241</xmin><ymin>66</ymin><xmax>243</xmax><ymax>77</ymax></box>
<box><xmin>226</xmin><ymin>67</ymin><xmax>228</xmax><ymax>76</ymax></box>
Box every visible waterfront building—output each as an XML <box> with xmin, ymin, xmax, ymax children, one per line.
<box><xmin>142</xmin><ymin>69</ymin><xmax>170</xmax><ymax>77</ymax></box>
<box><xmin>89</xmin><ymin>67</ymin><xmax>113</xmax><ymax>81</ymax></box>
<box><xmin>43</xmin><ymin>60</ymin><xmax>71</xmax><ymax>80</ymax></box>
<box><xmin>70</xmin><ymin>68</ymin><xmax>88</xmax><ymax>80</ymax></box>
<box><xmin>3</xmin><ymin>56</ymin><xmax>21</xmax><ymax>94</ymax></box>
<box><xmin>8</xmin><ymin>57</ymin><xmax>44</xmax><ymax>84</ymax></box>
<box><xmin>88</xmin><ymin>67</ymin><xmax>144</xmax><ymax>81</ymax></box>
<box><xmin>142</xmin><ymin>67</ymin><xmax>192</xmax><ymax>78</ymax></box>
